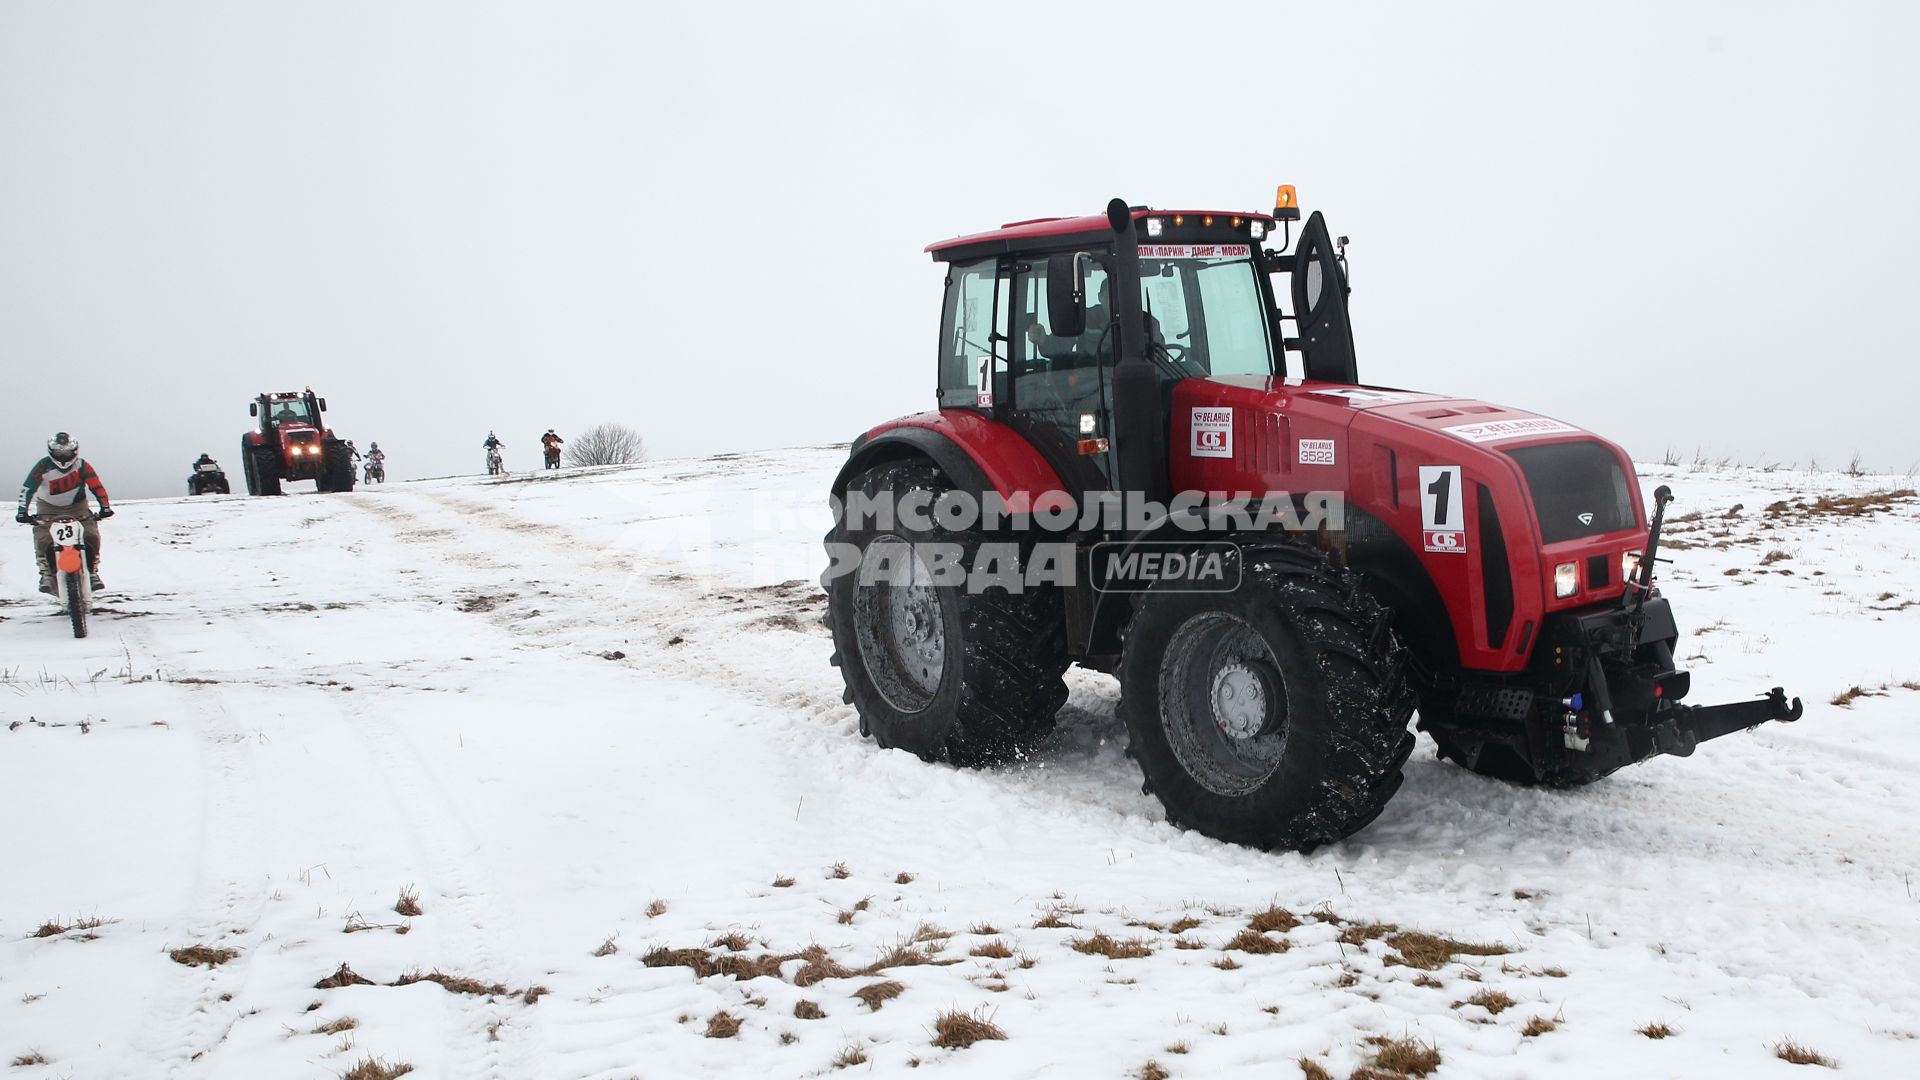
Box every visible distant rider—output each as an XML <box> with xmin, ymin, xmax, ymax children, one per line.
<box><xmin>15</xmin><ymin>433</ymin><xmax>113</xmax><ymax>594</ymax></box>
<box><xmin>483</xmin><ymin>431</ymin><xmax>505</xmax><ymax>453</ymax></box>
<box><xmin>541</xmin><ymin>429</ymin><xmax>563</xmax><ymax>469</ymax></box>
<box><xmin>192</xmin><ymin>452</ymin><xmax>221</xmax><ymax>474</ymax></box>
<box><xmin>364</xmin><ymin>442</ymin><xmax>386</xmax><ymax>482</ymax></box>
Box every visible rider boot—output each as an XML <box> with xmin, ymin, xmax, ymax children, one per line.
<box><xmin>38</xmin><ymin>561</ymin><xmax>54</xmax><ymax>595</ymax></box>
<box><xmin>88</xmin><ymin>550</ymin><xmax>104</xmax><ymax>593</ymax></box>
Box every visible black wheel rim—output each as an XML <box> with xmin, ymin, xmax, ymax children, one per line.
<box><xmin>1158</xmin><ymin>611</ymin><xmax>1290</xmax><ymax>797</ymax></box>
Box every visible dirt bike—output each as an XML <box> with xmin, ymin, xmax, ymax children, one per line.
<box><xmin>543</xmin><ymin>447</ymin><xmax>561</xmax><ymax>469</ymax></box>
<box><xmin>363</xmin><ymin>459</ymin><xmax>385</xmax><ymax>484</ymax></box>
<box><xmin>34</xmin><ymin>516</ymin><xmax>93</xmax><ymax>638</ymax></box>
<box><xmin>486</xmin><ymin>448</ymin><xmax>504</xmax><ymax>475</ymax></box>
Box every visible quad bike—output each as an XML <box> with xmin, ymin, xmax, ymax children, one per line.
<box><xmin>486</xmin><ymin>448</ymin><xmax>505</xmax><ymax>476</ymax></box>
<box><xmin>188</xmin><ymin>466</ymin><xmax>230</xmax><ymax>495</ymax></box>
<box><xmin>33</xmin><ymin>516</ymin><xmax>94</xmax><ymax>639</ymax></box>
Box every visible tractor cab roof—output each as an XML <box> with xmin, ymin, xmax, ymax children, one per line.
<box><xmin>927</xmin><ymin>207</ymin><xmax>1279</xmax><ymax>263</ymax></box>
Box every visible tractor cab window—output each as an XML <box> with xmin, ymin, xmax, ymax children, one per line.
<box><xmin>268</xmin><ymin>400</ymin><xmax>313</xmax><ymax>425</ymax></box>
<box><xmin>1136</xmin><ymin>253</ymin><xmax>1274</xmax><ymax>379</ymax></box>
<box><xmin>938</xmin><ymin>258</ymin><xmax>1008</xmax><ymax>409</ymax></box>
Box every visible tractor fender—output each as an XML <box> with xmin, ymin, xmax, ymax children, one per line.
<box><xmin>831</xmin><ymin>411</ymin><xmax>1067</xmax><ymax>510</ymax></box>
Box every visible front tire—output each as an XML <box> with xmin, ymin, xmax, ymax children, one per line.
<box><xmin>247</xmin><ymin>445</ymin><xmax>282</xmax><ymax>496</ymax></box>
<box><xmin>1118</xmin><ymin>543</ymin><xmax>1415</xmax><ymax>851</ymax></box>
<box><xmin>823</xmin><ymin>458</ymin><xmax>1068</xmax><ymax>766</ymax></box>
<box><xmin>64</xmin><ymin>571</ymin><xmax>88</xmax><ymax>638</ymax></box>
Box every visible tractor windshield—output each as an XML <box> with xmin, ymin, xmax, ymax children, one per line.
<box><xmin>1138</xmin><ymin>252</ymin><xmax>1274</xmax><ymax>378</ymax></box>
<box><xmin>268</xmin><ymin>400</ymin><xmax>314</xmax><ymax>425</ymax></box>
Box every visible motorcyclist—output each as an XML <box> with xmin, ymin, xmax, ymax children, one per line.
<box><xmin>483</xmin><ymin>431</ymin><xmax>505</xmax><ymax>452</ymax></box>
<box><xmin>16</xmin><ymin>433</ymin><xmax>112</xmax><ymax>594</ymax></box>
<box><xmin>541</xmin><ymin>429</ymin><xmax>563</xmax><ymax>469</ymax></box>
<box><xmin>365</xmin><ymin>441</ymin><xmax>385</xmax><ymax>466</ymax></box>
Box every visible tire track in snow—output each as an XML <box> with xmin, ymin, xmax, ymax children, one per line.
<box><xmin>112</xmin><ymin>624</ymin><xmax>273</xmax><ymax>1079</ymax></box>
<box><xmin>325</xmin><ymin>687</ymin><xmax>544</xmax><ymax>1080</ymax></box>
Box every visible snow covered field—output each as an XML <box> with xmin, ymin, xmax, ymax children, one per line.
<box><xmin>2</xmin><ymin>449</ymin><xmax>1917</xmax><ymax>1079</ymax></box>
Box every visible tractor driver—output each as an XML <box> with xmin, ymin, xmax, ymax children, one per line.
<box><xmin>273</xmin><ymin>402</ymin><xmax>301</xmax><ymax>424</ymax></box>
<box><xmin>1025</xmin><ymin>278</ymin><xmax>1162</xmax><ymax>366</ymax></box>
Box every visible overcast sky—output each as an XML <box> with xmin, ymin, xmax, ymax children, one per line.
<box><xmin>3</xmin><ymin>1</ymin><xmax>1917</xmax><ymax>500</ymax></box>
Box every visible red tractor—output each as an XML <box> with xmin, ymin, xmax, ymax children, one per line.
<box><xmin>242</xmin><ymin>389</ymin><xmax>357</xmax><ymax>496</ymax></box>
<box><xmin>824</xmin><ymin>190</ymin><xmax>1803</xmax><ymax>851</ymax></box>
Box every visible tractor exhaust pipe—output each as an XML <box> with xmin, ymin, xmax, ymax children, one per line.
<box><xmin>1107</xmin><ymin>198</ymin><xmax>1168</xmax><ymax>521</ymax></box>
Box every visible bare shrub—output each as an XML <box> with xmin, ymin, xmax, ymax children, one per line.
<box><xmin>564</xmin><ymin>423</ymin><xmax>646</xmax><ymax>467</ymax></box>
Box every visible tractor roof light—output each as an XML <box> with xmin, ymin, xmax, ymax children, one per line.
<box><xmin>1249</xmin><ymin>220</ymin><xmax>1266</xmax><ymax>239</ymax></box>
<box><xmin>1145</xmin><ymin>217</ymin><xmax>1164</xmax><ymax>238</ymax></box>
<box><xmin>1273</xmin><ymin>184</ymin><xmax>1300</xmax><ymax>222</ymax></box>
<box><xmin>1554</xmin><ymin>561</ymin><xmax>1579</xmax><ymax>599</ymax></box>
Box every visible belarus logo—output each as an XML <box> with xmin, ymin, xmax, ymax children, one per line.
<box><xmin>1189</xmin><ymin>407</ymin><xmax>1233</xmax><ymax>459</ymax></box>
<box><xmin>1577</xmin><ymin>512</ymin><xmax>1595</xmax><ymax>526</ymax></box>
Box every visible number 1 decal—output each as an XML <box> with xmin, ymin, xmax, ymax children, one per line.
<box><xmin>1419</xmin><ymin>464</ymin><xmax>1467</xmax><ymax>554</ymax></box>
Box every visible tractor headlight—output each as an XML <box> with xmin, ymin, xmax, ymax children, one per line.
<box><xmin>1250</xmin><ymin>220</ymin><xmax>1266</xmax><ymax>239</ymax></box>
<box><xmin>1622</xmin><ymin>549</ymin><xmax>1641</xmax><ymax>585</ymax></box>
<box><xmin>1554</xmin><ymin>562</ymin><xmax>1579</xmax><ymax>598</ymax></box>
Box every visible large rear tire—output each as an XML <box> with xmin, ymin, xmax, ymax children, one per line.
<box><xmin>320</xmin><ymin>442</ymin><xmax>357</xmax><ymax>493</ymax></box>
<box><xmin>1118</xmin><ymin>543</ymin><xmax>1415</xmax><ymax>851</ymax></box>
<box><xmin>64</xmin><ymin>571</ymin><xmax>88</xmax><ymax>639</ymax></box>
<box><xmin>823</xmin><ymin>458</ymin><xmax>1069</xmax><ymax>766</ymax></box>
<box><xmin>247</xmin><ymin>445</ymin><xmax>282</xmax><ymax>496</ymax></box>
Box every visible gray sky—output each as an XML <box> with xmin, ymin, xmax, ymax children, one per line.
<box><xmin>4</xmin><ymin>1</ymin><xmax>1917</xmax><ymax>500</ymax></box>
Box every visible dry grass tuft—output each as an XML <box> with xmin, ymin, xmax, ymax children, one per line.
<box><xmin>831</xmin><ymin>1044</ymin><xmax>868</xmax><ymax>1069</ymax></box>
<box><xmin>522</xmin><ymin>985</ymin><xmax>549</xmax><ymax>1005</ymax></box>
<box><xmin>1336</xmin><ymin>920</ymin><xmax>1397</xmax><ymax>946</ymax></box>
<box><xmin>1522</xmin><ymin>1015</ymin><xmax>1558</xmax><ymax>1037</ymax></box>
<box><xmin>12</xmin><ymin>1052</ymin><xmax>49</xmax><ymax>1067</ymax></box>
<box><xmin>1774</xmin><ymin>1039</ymin><xmax>1835</xmax><ymax>1067</ymax></box>
<box><xmin>1454</xmin><ymin>988</ymin><xmax>1516</xmax><ymax>1015</ymax></box>
<box><xmin>33</xmin><ymin>920</ymin><xmax>69</xmax><ymax>938</ymax></box>
<box><xmin>1225</xmin><ymin>927</ymin><xmax>1291</xmax><ymax>955</ymax></box>
<box><xmin>793</xmin><ymin>946</ymin><xmax>858</xmax><ymax>987</ymax></box>
<box><xmin>829</xmin><ymin>862</ymin><xmax>851</xmax><ymax>880</ymax></box>
<box><xmin>852</xmin><ymin>980</ymin><xmax>905</xmax><ymax>1011</ymax></box>
<box><xmin>593</xmin><ymin>935</ymin><xmax>618</xmax><ymax>958</ymax></box>
<box><xmin>1412</xmin><ymin>973</ymin><xmax>1444</xmax><ymax>989</ymax></box>
<box><xmin>311</xmin><ymin>1016</ymin><xmax>358</xmax><ymax>1035</ymax></box>
<box><xmin>340</xmin><ymin>1057</ymin><xmax>414</xmax><ymax>1080</ymax></box>
<box><xmin>1165</xmin><ymin>1041</ymin><xmax>1190</xmax><ymax>1054</ymax></box>
<box><xmin>1365</xmin><ymin>1035</ymin><xmax>1442</xmax><ymax>1077</ymax></box>
<box><xmin>794</xmin><ymin>999</ymin><xmax>826</xmax><ymax>1020</ymax></box>
<box><xmin>865</xmin><ymin>940</ymin><xmax>952</xmax><ymax>973</ymax></box>
<box><xmin>1174</xmin><ymin>937</ymin><xmax>1206</xmax><ymax>950</ymax></box>
<box><xmin>772</xmin><ymin>875</ymin><xmax>796</xmax><ymax>888</ymax></box>
<box><xmin>393</xmin><ymin>969</ymin><xmax>509</xmax><ymax>996</ymax></box>
<box><xmin>1139</xmin><ymin>1062</ymin><xmax>1171</xmax><ymax>1080</ymax></box>
<box><xmin>967</xmin><ymin>921</ymin><xmax>999</xmax><ymax>936</ymax></box>
<box><xmin>393</xmin><ymin>885</ymin><xmax>423</xmax><ymax>918</ymax></box>
<box><xmin>970</xmin><ymin>939</ymin><xmax>1014</xmax><ymax>959</ymax></box>
<box><xmin>704</xmin><ymin>1010</ymin><xmax>742</xmax><ymax>1039</ymax></box>
<box><xmin>711</xmin><ymin>932</ymin><xmax>754</xmax><ymax>952</ymax></box>
<box><xmin>1168</xmin><ymin>915</ymin><xmax>1204</xmax><ymax>935</ymax></box>
<box><xmin>1070</xmin><ymin>931</ymin><xmax>1153</xmax><ymax>959</ymax></box>
<box><xmin>1383</xmin><ymin>930</ymin><xmax>1509</xmax><ymax>970</ymax></box>
<box><xmin>930</xmin><ymin>1007</ymin><xmax>1006</xmax><ymax>1049</ymax></box>
<box><xmin>1033</xmin><ymin>909</ymin><xmax>1079</xmax><ymax>930</ymax></box>
<box><xmin>895</xmin><ymin>871</ymin><xmax>915</xmax><ymax>884</ymax></box>
<box><xmin>315</xmin><ymin>963</ymin><xmax>375</xmax><ymax>989</ymax></box>
<box><xmin>1638</xmin><ymin>1021</ymin><xmax>1677</xmax><ymax>1039</ymax></box>
<box><xmin>1247</xmin><ymin>905</ymin><xmax>1300</xmax><ymax>933</ymax></box>
<box><xmin>1298</xmin><ymin>1058</ymin><xmax>1333</xmax><ymax>1080</ymax></box>
<box><xmin>645</xmin><ymin>898</ymin><xmax>668</xmax><ymax>918</ymax></box>
<box><xmin>170</xmin><ymin>944</ymin><xmax>240</xmax><ymax>968</ymax></box>
<box><xmin>911</xmin><ymin>922</ymin><xmax>951</xmax><ymax>943</ymax></box>
<box><xmin>1212</xmin><ymin>954</ymin><xmax>1242</xmax><ymax>970</ymax></box>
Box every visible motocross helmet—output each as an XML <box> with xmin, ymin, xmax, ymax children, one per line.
<box><xmin>47</xmin><ymin>433</ymin><xmax>78</xmax><ymax>465</ymax></box>
<box><xmin>370</xmin><ymin>442</ymin><xmax>379</xmax><ymax>451</ymax></box>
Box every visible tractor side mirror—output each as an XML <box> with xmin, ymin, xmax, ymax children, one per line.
<box><xmin>319</xmin><ymin>398</ymin><xmax>327</xmax><ymax>412</ymax></box>
<box><xmin>1046</xmin><ymin>253</ymin><xmax>1086</xmax><ymax>338</ymax></box>
<box><xmin>249</xmin><ymin>402</ymin><xmax>258</xmax><ymax>417</ymax></box>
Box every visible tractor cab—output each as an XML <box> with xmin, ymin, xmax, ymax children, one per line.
<box><xmin>927</xmin><ymin>189</ymin><xmax>1355</xmax><ymax>498</ymax></box>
